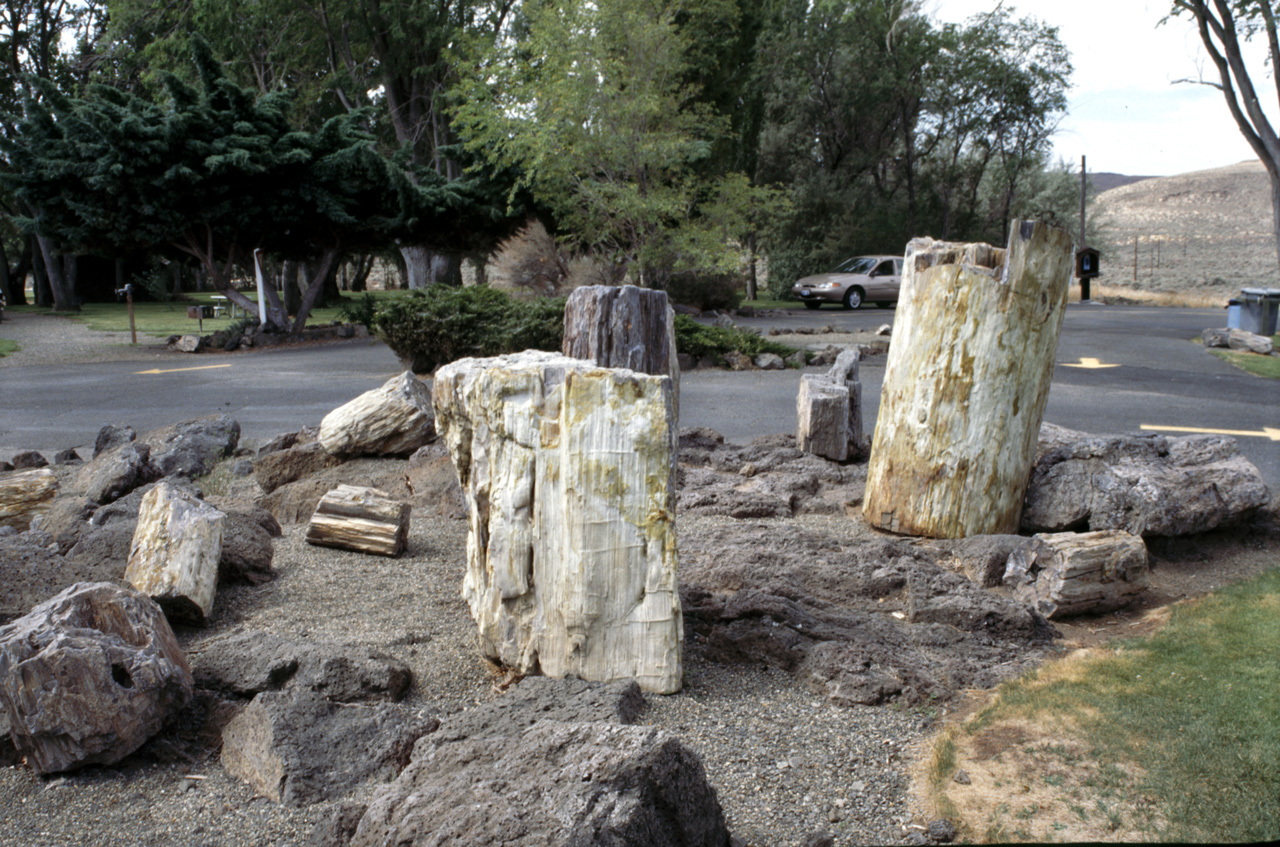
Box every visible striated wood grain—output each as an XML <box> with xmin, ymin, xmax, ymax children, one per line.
<box><xmin>433</xmin><ymin>350</ymin><xmax>682</xmax><ymax>694</ymax></box>
<box><xmin>305</xmin><ymin>485</ymin><xmax>410</xmax><ymax>557</ymax></box>
<box><xmin>0</xmin><ymin>468</ymin><xmax>58</xmax><ymax>531</ymax></box>
<box><xmin>125</xmin><ymin>482</ymin><xmax>225</xmax><ymax>625</ymax></box>
<box><xmin>864</xmin><ymin>221</ymin><xmax>1075</xmax><ymax>538</ymax></box>
<box><xmin>1004</xmin><ymin>530</ymin><xmax>1150</xmax><ymax>619</ymax></box>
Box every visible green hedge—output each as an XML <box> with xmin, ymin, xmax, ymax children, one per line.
<box><xmin>372</xmin><ymin>285</ymin><xmax>800</xmax><ymax>372</ymax></box>
<box><xmin>372</xmin><ymin>285</ymin><xmax>564</xmax><ymax>373</ymax></box>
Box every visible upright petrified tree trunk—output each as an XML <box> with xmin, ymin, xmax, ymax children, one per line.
<box><xmin>864</xmin><ymin>220</ymin><xmax>1074</xmax><ymax>538</ymax></box>
<box><xmin>433</xmin><ymin>350</ymin><xmax>682</xmax><ymax>694</ymax></box>
<box><xmin>562</xmin><ymin>285</ymin><xmax>680</xmax><ymax>412</ymax></box>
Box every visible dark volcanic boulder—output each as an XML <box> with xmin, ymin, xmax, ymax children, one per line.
<box><xmin>1023</xmin><ymin>426</ymin><xmax>1270</xmax><ymax>536</ymax></box>
<box><xmin>220</xmin><ymin>689</ymin><xmax>433</xmax><ymax>806</ymax></box>
<box><xmin>190</xmin><ymin>630</ymin><xmax>411</xmax><ymax>703</ymax></box>
<box><xmin>146</xmin><ymin>415</ymin><xmax>240</xmax><ymax>478</ymax></box>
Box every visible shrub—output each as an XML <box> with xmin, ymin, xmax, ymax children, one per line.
<box><xmin>337</xmin><ymin>292</ymin><xmax>379</xmax><ymax>327</ymax></box>
<box><xmin>372</xmin><ymin>285</ymin><xmax>564</xmax><ymax>373</ymax></box>
<box><xmin>665</xmin><ymin>270</ymin><xmax>746</xmax><ymax>312</ymax></box>
<box><xmin>673</xmin><ymin>314</ymin><xmax>798</xmax><ymax>364</ymax></box>
<box><xmin>487</xmin><ymin>220</ymin><xmax>571</xmax><ymax>299</ymax></box>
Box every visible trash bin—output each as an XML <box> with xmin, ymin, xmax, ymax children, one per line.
<box><xmin>1226</xmin><ymin>298</ymin><xmax>1241</xmax><ymax>329</ymax></box>
<box><xmin>1238</xmin><ymin>288</ymin><xmax>1280</xmax><ymax>336</ymax></box>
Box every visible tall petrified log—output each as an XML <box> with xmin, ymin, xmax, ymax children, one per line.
<box><xmin>864</xmin><ymin>221</ymin><xmax>1074</xmax><ymax>538</ymax></box>
<box><xmin>433</xmin><ymin>350</ymin><xmax>682</xmax><ymax>694</ymax></box>
<box><xmin>562</xmin><ymin>284</ymin><xmax>680</xmax><ymax>412</ymax></box>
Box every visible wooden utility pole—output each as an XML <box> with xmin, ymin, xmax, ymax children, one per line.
<box><xmin>863</xmin><ymin>220</ymin><xmax>1075</xmax><ymax>538</ymax></box>
<box><xmin>1080</xmin><ymin>155</ymin><xmax>1090</xmax><ymax>301</ymax></box>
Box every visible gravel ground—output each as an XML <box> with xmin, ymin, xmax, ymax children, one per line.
<box><xmin>0</xmin><ymin>473</ymin><xmax>934</xmax><ymax>847</ymax></box>
<box><xmin>0</xmin><ymin>311</ymin><xmax>171</xmax><ymax>369</ymax></box>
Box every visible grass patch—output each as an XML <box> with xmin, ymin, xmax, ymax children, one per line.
<box><xmin>1076</xmin><ymin>284</ymin><xmax>1225</xmax><ymax>308</ymax></box>
<box><xmin>921</xmin><ymin>567</ymin><xmax>1280</xmax><ymax>843</ymax></box>
<box><xmin>0</xmin><ymin>337</ymin><xmax>18</xmax><ymax>357</ymax></box>
<box><xmin>6</xmin><ymin>290</ymin><xmax>410</xmax><ymax>339</ymax></box>
<box><xmin>1209</xmin><ymin>346</ymin><xmax>1280</xmax><ymax>378</ymax></box>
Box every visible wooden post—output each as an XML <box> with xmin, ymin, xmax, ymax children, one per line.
<box><xmin>1079</xmin><ymin>155</ymin><xmax>1090</xmax><ymax>302</ymax></box>
<box><xmin>1133</xmin><ymin>236</ymin><xmax>1138</xmax><ymax>282</ymax></box>
<box><xmin>126</xmin><ymin>287</ymin><xmax>137</xmax><ymax>345</ymax></box>
<box><xmin>863</xmin><ymin>220</ymin><xmax>1074</xmax><ymax>538</ymax></box>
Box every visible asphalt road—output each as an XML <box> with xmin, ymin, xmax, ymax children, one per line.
<box><xmin>2</xmin><ymin>302</ymin><xmax>1277</xmax><ymax>488</ymax></box>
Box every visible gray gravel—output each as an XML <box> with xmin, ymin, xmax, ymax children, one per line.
<box><xmin>1</xmin><ymin>502</ymin><xmax>934</xmax><ymax>846</ymax></box>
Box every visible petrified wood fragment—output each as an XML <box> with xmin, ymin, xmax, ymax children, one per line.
<box><xmin>0</xmin><ymin>582</ymin><xmax>192</xmax><ymax>773</ymax></box>
<box><xmin>305</xmin><ymin>484</ymin><xmax>410</xmax><ymax>557</ymax></box>
<box><xmin>1004</xmin><ymin>530</ymin><xmax>1150</xmax><ymax>618</ymax></box>
<box><xmin>0</xmin><ymin>468</ymin><xmax>57</xmax><ymax>531</ymax></box>
<box><xmin>318</xmin><ymin>372</ymin><xmax>435</xmax><ymax>458</ymax></box>
<box><xmin>125</xmin><ymin>481</ymin><xmax>225</xmax><ymax>625</ymax></box>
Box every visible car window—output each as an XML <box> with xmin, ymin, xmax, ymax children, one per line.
<box><xmin>875</xmin><ymin>260</ymin><xmax>895</xmax><ymax>275</ymax></box>
<box><xmin>833</xmin><ymin>256</ymin><xmax>877</xmax><ymax>274</ymax></box>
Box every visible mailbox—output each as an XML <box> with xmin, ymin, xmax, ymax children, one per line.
<box><xmin>187</xmin><ymin>305</ymin><xmax>212</xmax><ymax>319</ymax></box>
<box><xmin>1075</xmin><ymin>247</ymin><xmax>1101</xmax><ymax>279</ymax></box>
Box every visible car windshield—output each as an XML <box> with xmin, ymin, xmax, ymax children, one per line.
<box><xmin>832</xmin><ymin>256</ymin><xmax>878</xmax><ymax>274</ymax></box>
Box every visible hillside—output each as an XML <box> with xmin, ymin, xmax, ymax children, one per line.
<box><xmin>1094</xmin><ymin>160</ymin><xmax>1276</xmax><ymax>296</ymax></box>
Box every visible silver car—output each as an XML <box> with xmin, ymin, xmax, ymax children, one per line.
<box><xmin>790</xmin><ymin>255</ymin><xmax>903</xmax><ymax>310</ymax></box>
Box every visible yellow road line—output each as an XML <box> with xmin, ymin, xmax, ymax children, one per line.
<box><xmin>135</xmin><ymin>364</ymin><xmax>233</xmax><ymax>375</ymax></box>
<box><xmin>1061</xmin><ymin>357</ymin><xmax>1120</xmax><ymax>369</ymax></box>
<box><xmin>1140</xmin><ymin>424</ymin><xmax>1280</xmax><ymax>441</ymax></box>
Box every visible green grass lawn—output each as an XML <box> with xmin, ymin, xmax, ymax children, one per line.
<box><xmin>929</xmin><ymin>566</ymin><xmax>1280</xmax><ymax>842</ymax></box>
<box><xmin>1209</xmin><ymin>342</ymin><xmax>1280</xmax><ymax>378</ymax></box>
<box><xmin>0</xmin><ymin>337</ymin><xmax>18</xmax><ymax>357</ymax></box>
<box><xmin>6</xmin><ymin>290</ymin><xmax>410</xmax><ymax>339</ymax></box>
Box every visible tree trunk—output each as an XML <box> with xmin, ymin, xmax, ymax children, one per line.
<box><xmin>8</xmin><ymin>241</ymin><xmax>31</xmax><ymax>305</ymax></box>
<box><xmin>428</xmin><ymin>252</ymin><xmax>461</xmax><ymax>287</ymax></box>
<box><xmin>400</xmin><ymin>245</ymin><xmax>430</xmax><ymax>289</ymax></box>
<box><xmin>34</xmin><ymin>235</ymin><xmax>76</xmax><ymax>311</ymax></box>
<box><xmin>289</xmin><ymin>248</ymin><xmax>339</xmax><ymax>336</ymax></box>
<box><xmin>863</xmin><ymin>220</ymin><xmax>1075</xmax><ymax>538</ymax></box>
<box><xmin>282</xmin><ymin>259</ymin><xmax>301</xmax><ymax>316</ymax></box>
<box><xmin>31</xmin><ymin>239</ymin><xmax>51</xmax><ymax>307</ymax></box>
<box><xmin>746</xmin><ymin>232</ymin><xmax>758</xmax><ymax>301</ymax></box>
<box><xmin>305</xmin><ymin>484</ymin><xmax>411</xmax><ymax>557</ymax></box>
<box><xmin>0</xmin><ymin>236</ymin><xmax>12</xmax><ymax>306</ymax></box>
<box><xmin>172</xmin><ymin>264</ymin><xmax>184</xmax><ymax>296</ymax></box>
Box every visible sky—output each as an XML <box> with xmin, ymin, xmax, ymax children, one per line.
<box><xmin>928</xmin><ymin>0</ymin><xmax>1272</xmax><ymax>176</ymax></box>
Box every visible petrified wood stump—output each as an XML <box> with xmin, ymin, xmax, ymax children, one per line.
<box><xmin>797</xmin><ymin>348</ymin><xmax>864</xmax><ymax>461</ymax></box>
<box><xmin>305</xmin><ymin>484</ymin><xmax>410</xmax><ymax>557</ymax></box>
<box><xmin>864</xmin><ymin>220</ymin><xmax>1074</xmax><ymax>538</ymax></box>
<box><xmin>433</xmin><ymin>350</ymin><xmax>682</xmax><ymax>694</ymax></box>
<box><xmin>562</xmin><ymin>284</ymin><xmax>680</xmax><ymax>413</ymax></box>
<box><xmin>0</xmin><ymin>468</ymin><xmax>58</xmax><ymax>531</ymax></box>
<box><xmin>125</xmin><ymin>481</ymin><xmax>225</xmax><ymax>625</ymax></box>
<box><xmin>1004</xmin><ymin>530</ymin><xmax>1150</xmax><ymax>619</ymax></box>
<box><xmin>0</xmin><ymin>582</ymin><xmax>193</xmax><ymax>773</ymax></box>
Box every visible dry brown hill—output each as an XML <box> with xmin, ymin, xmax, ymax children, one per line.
<box><xmin>1094</xmin><ymin>159</ymin><xmax>1276</xmax><ymax>296</ymax></box>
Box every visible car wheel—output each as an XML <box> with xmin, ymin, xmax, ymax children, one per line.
<box><xmin>843</xmin><ymin>287</ymin><xmax>864</xmax><ymax>310</ymax></box>
<box><xmin>803</xmin><ymin>301</ymin><xmax>821</xmax><ymax>310</ymax></box>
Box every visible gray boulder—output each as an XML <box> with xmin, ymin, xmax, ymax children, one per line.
<box><xmin>146</xmin><ymin>415</ymin><xmax>240</xmax><ymax>478</ymax></box>
<box><xmin>1023</xmin><ymin>427</ymin><xmax>1270</xmax><ymax>535</ymax></box>
<box><xmin>218</xmin><ymin>509</ymin><xmax>276</xmax><ymax>585</ymax></box>
<box><xmin>346</xmin><ymin>678</ymin><xmax>728</xmax><ymax>847</ymax></box>
<box><xmin>76</xmin><ymin>441</ymin><xmax>156</xmax><ymax>505</ymax></box>
<box><xmin>93</xmin><ymin>424</ymin><xmax>137</xmax><ymax>458</ymax></box>
<box><xmin>220</xmin><ymin>689</ymin><xmax>432</xmax><ymax>805</ymax></box>
<box><xmin>0</xmin><ymin>582</ymin><xmax>193</xmax><ymax>773</ymax></box>
<box><xmin>189</xmin><ymin>630</ymin><xmax>411</xmax><ymax>703</ymax></box>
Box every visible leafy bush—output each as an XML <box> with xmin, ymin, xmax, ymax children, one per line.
<box><xmin>665</xmin><ymin>270</ymin><xmax>746</xmax><ymax>312</ymax></box>
<box><xmin>372</xmin><ymin>285</ymin><xmax>564</xmax><ymax>373</ymax></box>
<box><xmin>337</xmin><ymin>292</ymin><xmax>379</xmax><ymax>327</ymax></box>
<box><xmin>673</xmin><ymin>314</ymin><xmax>798</xmax><ymax>364</ymax></box>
